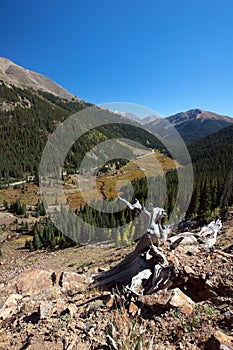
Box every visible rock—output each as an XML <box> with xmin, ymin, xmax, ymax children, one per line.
<box><xmin>59</xmin><ymin>271</ymin><xmax>91</xmax><ymax>294</ymax></box>
<box><xmin>224</xmin><ymin>309</ymin><xmax>233</xmax><ymax>326</ymax></box>
<box><xmin>4</xmin><ymin>269</ymin><xmax>92</xmax><ymax>298</ymax></box>
<box><xmin>206</xmin><ymin>330</ymin><xmax>233</xmax><ymax>350</ymax></box>
<box><xmin>64</xmin><ymin>304</ymin><xmax>78</xmax><ymax>318</ymax></box>
<box><xmin>156</xmin><ymin>290</ymin><xmax>174</xmax><ymax>306</ymax></box>
<box><xmin>184</xmin><ymin>266</ymin><xmax>195</xmax><ymax>275</ymax></box>
<box><xmin>128</xmin><ymin>302</ymin><xmax>138</xmax><ymax>315</ymax></box>
<box><xmin>6</xmin><ymin>268</ymin><xmax>60</xmax><ymax>298</ymax></box>
<box><xmin>38</xmin><ymin>301</ymin><xmax>55</xmax><ymax>319</ymax></box>
<box><xmin>141</xmin><ymin>288</ymin><xmax>194</xmax><ymax>314</ymax></box>
<box><xmin>168</xmin><ymin>288</ymin><xmax>195</xmax><ymax>314</ymax></box>
<box><xmin>167</xmin><ymin>252</ymin><xmax>180</xmax><ymax>267</ymax></box>
<box><xmin>105</xmin><ymin>294</ymin><xmax>115</xmax><ymax>308</ymax></box>
<box><xmin>0</xmin><ymin>293</ymin><xmax>22</xmax><ymax>319</ymax></box>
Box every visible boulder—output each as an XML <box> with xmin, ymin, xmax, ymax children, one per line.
<box><xmin>168</xmin><ymin>288</ymin><xmax>195</xmax><ymax>314</ymax></box>
<box><xmin>6</xmin><ymin>268</ymin><xmax>60</xmax><ymax>298</ymax></box>
<box><xmin>4</xmin><ymin>269</ymin><xmax>92</xmax><ymax>299</ymax></box>
<box><xmin>59</xmin><ymin>271</ymin><xmax>92</xmax><ymax>294</ymax></box>
<box><xmin>141</xmin><ymin>288</ymin><xmax>195</xmax><ymax>315</ymax></box>
<box><xmin>0</xmin><ymin>293</ymin><xmax>22</xmax><ymax>319</ymax></box>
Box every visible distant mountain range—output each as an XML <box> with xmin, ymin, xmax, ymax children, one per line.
<box><xmin>1</xmin><ymin>57</ymin><xmax>232</xmax><ymax>145</ymax></box>
<box><xmin>0</xmin><ymin>56</ymin><xmax>233</xmax><ymax>183</ymax></box>
<box><xmin>0</xmin><ymin>57</ymin><xmax>233</xmax><ymax>215</ymax></box>
<box><xmin>127</xmin><ymin>109</ymin><xmax>233</xmax><ymax>144</ymax></box>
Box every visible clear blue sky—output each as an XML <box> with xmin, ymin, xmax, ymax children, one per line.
<box><xmin>1</xmin><ymin>0</ymin><xmax>233</xmax><ymax>117</ymax></box>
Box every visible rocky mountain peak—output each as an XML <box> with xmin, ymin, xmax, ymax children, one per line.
<box><xmin>0</xmin><ymin>57</ymin><xmax>80</xmax><ymax>101</ymax></box>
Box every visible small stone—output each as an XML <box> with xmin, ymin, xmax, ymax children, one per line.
<box><xmin>128</xmin><ymin>302</ymin><xmax>138</xmax><ymax>315</ymax></box>
<box><xmin>102</xmin><ymin>291</ymin><xmax>111</xmax><ymax>296</ymax></box>
<box><xmin>224</xmin><ymin>310</ymin><xmax>233</xmax><ymax>326</ymax></box>
<box><xmin>167</xmin><ymin>252</ymin><xmax>180</xmax><ymax>267</ymax></box>
<box><xmin>67</xmin><ymin>304</ymin><xmax>78</xmax><ymax>318</ymax></box>
<box><xmin>0</xmin><ymin>293</ymin><xmax>23</xmax><ymax>319</ymax></box>
<box><xmin>184</xmin><ymin>266</ymin><xmax>195</xmax><ymax>275</ymax></box>
<box><xmin>105</xmin><ymin>295</ymin><xmax>115</xmax><ymax>308</ymax></box>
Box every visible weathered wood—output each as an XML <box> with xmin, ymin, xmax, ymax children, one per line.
<box><xmin>94</xmin><ymin>198</ymin><xmax>222</xmax><ymax>296</ymax></box>
<box><xmin>94</xmin><ymin>232</ymin><xmax>171</xmax><ymax>292</ymax></box>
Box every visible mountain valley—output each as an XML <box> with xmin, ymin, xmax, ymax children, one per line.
<box><xmin>0</xmin><ymin>58</ymin><xmax>233</xmax><ymax>350</ymax></box>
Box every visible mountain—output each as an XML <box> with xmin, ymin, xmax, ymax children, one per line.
<box><xmin>145</xmin><ymin>109</ymin><xmax>233</xmax><ymax>143</ymax></box>
<box><xmin>188</xmin><ymin>123</ymin><xmax>233</xmax><ymax>177</ymax></box>
<box><xmin>113</xmin><ymin>111</ymin><xmax>141</xmax><ymax>123</ymax></box>
<box><xmin>185</xmin><ymin>124</ymin><xmax>233</xmax><ymax>216</ymax></box>
<box><xmin>140</xmin><ymin>115</ymin><xmax>159</xmax><ymax>125</ymax></box>
<box><xmin>0</xmin><ymin>57</ymin><xmax>79</xmax><ymax>101</ymax></box>
<box><xmin>0</xmin><ymin>73</ymin><xmax>164</xmax><ymax>183</ymax></box>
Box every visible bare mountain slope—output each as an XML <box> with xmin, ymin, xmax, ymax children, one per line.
<box><xmin>0</xmin><ymin>57</ymin><xmax>79</xmax><ymax>101</ymax></box>
<box><xmin>145</xmin><ymin>109</ymin><xmax>233</xmax><ymax>143</ymax></box>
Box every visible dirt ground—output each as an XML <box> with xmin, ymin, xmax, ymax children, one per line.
<box><xmin>0</xmin><ymin>215</ymin><xmax>232</xmax><ymax>349</ymax></box>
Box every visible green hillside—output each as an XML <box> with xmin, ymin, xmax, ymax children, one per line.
<box><xmin>186</xmin><ymin>125</ymin><xmax>233</xmax><ymax>216</ymax></box>
<box><xmin>0</xmin><ymin>82</ymin><xmax>164</xmax><ymax>183</ymax></box>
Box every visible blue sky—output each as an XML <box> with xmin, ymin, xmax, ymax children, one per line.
<box><xmin>1</xmin><ymin>0</ymin><xmax>233</xmax><ymax>117</ymax></box>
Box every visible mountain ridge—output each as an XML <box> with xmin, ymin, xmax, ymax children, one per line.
<box><xmin>140</xmin><ymin>109</ymin><xmax>233</xmax><ymax>143</ymax></box>
<box><xmin>0</xmin><ymin>57</ymin><xmax>80</xmax><ymax>101</ymax></box>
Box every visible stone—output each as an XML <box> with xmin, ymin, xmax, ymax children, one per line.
<box><xmin>168</xmin><ymin>288</ymin><xmax>195</xmax><ymax>314</ymax></box>
<box><xmin>206</xmin><ymin>330</ymin><xmax>233</xmax><ymax>350</ymax></box>
<box><xmin>184</xmin><ymin>266</ymin><xmax>195</xmax><ymax>275</ymax></box>
<box><xmin>105</xmin><ymin>294</ymin><xmax>115</xmax><ymax>308</ymax></box>
<box><xmin>38</xmin><ymin>301</ymin><xmax>56</xmax><ymax>319</ymax></box>
<box><xmin>128</xmin><ymin>302</ymin><xmax>138</xmax><ymax>315</ymax></box>
<box><xmin>0</xmin><ymin>293</ymin><xmax>22</xmax><ymax>319</ymax></box>
<box><xmin>59</xmin><ymin>271</ymin><xmax>91</xmax><ymax>294</ymax></box>
<box><xmin>66</xmin><ymin>304</ymin><xmax>78</xmax><ymax>318</ymax></box>
<box><xmin>7</xmin><ymin>268</ymin><xmax>59</xmax><ymax>297</ymax></box>
<box><xmin>141</xmin><ymin>288</ymin><xmax>194</xmax><ymax>314</ymax></box>
<box><xmin>167</xmin><ymin>252</ymin><xmax>180</xmax><ymax>267</ymax></box>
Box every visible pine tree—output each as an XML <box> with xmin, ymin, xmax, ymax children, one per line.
<box><xmin>33</xmin><ymin>232</ymin><xmax>41</xmax><ymax>250</ymax></box>
<box><xmin>199</xmin><ymin>180</ymin><xmax>212</xmax><ymax>218</ymax></box>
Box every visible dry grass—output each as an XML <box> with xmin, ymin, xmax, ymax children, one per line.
<box><xmin>0</xmin><ymin>183</ymin><xmax>39</xmax><ymax>206</ymax></box>
<box><xmin>67</xmin><ymin>151</ymin><xmax>179</xmax><ymax>206</ymax></box>
<box><xmin>0</xmin><ymin>152</ymin><xmax>179</xmax><ymax>210</ymax></box>
<box><xmin>105</xmin><ymin>307</ymin><xmax>154</xmax><ymax>350</ymax></box>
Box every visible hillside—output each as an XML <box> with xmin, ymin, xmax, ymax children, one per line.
<box><xmin>0</xmin><ymin>210</ymin><xmax>232</xmax><ymax>349</ymax></box>
<box><xmin>185</xmin><ymin>124</ymin><xmax>233</xmax><ymax>217</ymax></box>
<box><xmin>188</xmin><ymin>124</ymin><xmax>233</xmax><ymax>178</ymax></box>
<box><xmin>0</xmin><ymin>81</ymin><xmax>164</xmax><ymax>184</ymax></box>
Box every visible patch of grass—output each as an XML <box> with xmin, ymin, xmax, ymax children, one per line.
<box><xmin>66</xmin><ymin>151</ymin><xmax>179</xmax><ymax>206</ymax></box>
<box><xmin>76</xmin><ymin>261</ymin><xmax>92</xmax><ymax>270</ymax></box>
<box><xmin>67</xmin><ymin>262</ymin><xmax>76</xmax><ymax>268</ymax></box>
<box><xmin>105</xmin><ymin>309</ymin><xmax>154</xmax><ymax>350</ymax></box>
<box><xmin>0</xmin><ymin>184</ymin><xmax>39</xmax><ymax>206</ymax></box>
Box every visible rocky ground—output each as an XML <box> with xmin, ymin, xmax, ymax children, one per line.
<box><xmin>0</xmin><ymin>215</ymin><xmax>233</xmax><ymax>349</ymax></box>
